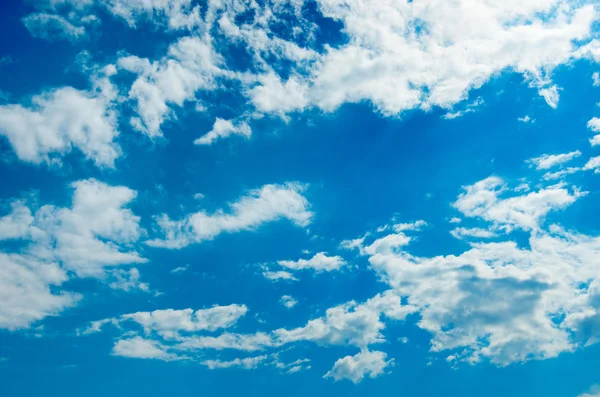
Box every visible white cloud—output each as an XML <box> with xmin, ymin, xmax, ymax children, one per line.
<box><xmin>117</xmin><ymin>36</ymin><xmax>223</xmax><ymax>137</ymax></box>
<box><xmin>94</xmin><ymin>304</ymin><xmax>248</xmax><ymax>339</ymax></box>
<box><xmin>22</xmin><ymin>13</ymin><xmax>88</xmax><ymax>42</ymax></box>
<box><xmin>146</xmin><ymin>183</ymin><xmax>312</xmax><ymax>249</ymax></box>
<box><xmin>344</xmin><ymin>176</ymin><xmax>600</xmax><ymax>366</ymax></box>
<box><xmin>542</xmin><ymin>167</ymin><xmax>582</xmax><ymax>181</ymax></box>
<box><xmin>262</xmin><ymin>268</ymin><xmax>298</xmax><ymax>282</ymax></box>
<box><xmin>538</xmin><ymin>85</ymin><xmax>560</xmax><ymax>109</ymax></box>
<box><xmin>579</xmin><ymin>385</ymin><xmax>600</xmax><ymax>397</ymax></box>
<box><xmin>0</xmin><ymin>253</ymin><xmax>80</xmax><ymax>330</ymax></box>
<box><xmin>277</xmin><ymin>252</ymin><xmax>347</xmax><ymax>272</ymax></box>
<box><xmin>101</xmin><ymin>0</ymin><xmax>201</xmax><ymax>29</ymax></box>
<box><xmin>583</xmin><ymin>156</ymin><xmax>600</xmax><ymax>173</ymax></box>
<box><xmin>18</xmin><ymin>0</ymin><xmax>600</xmax><ymax>131</ymax></box>
<box><xmin>0</xmin><ymin>77</ymin><xmax>120</xmax><ymax>167</ymax></box>
<box><xmin>202</xmin><ymin>355</ymin><xmax>267</xmax><ymax>370</ymax></box>
<box><xmin>518</xmin><ymin>115</ymin><xmax>533</xmax><ymax>123</ymax></box>
<box><xmin>324</xmin><ymin>350</ymin><xmax>393</xmax><ymax>384</ymax></box>
<box><xmin>108</xmin><ymin>268</ymin><xmax>149</xmax><ymax>292</ymax></box>
<box><xmin>588</xmin><ymin>118</ymin><xmax>600</xmax><ymax>146</ymax></box>
<box><xmin>280</xmin><ymin>295</ymin><xmax>297</xmax><ymax>309</ymax></box>
<box><xmin>112</xmin><ymin>337</ymin><xmax>179</xmax><ymax>360</ymax></box>
<box><xmin>594</xmin><ymin>72</ymin><xmax>600</xmax><ymax>87</ymax></box>
<box><xmin>527</xmin><ymin>150</ymin><xmax>582</xmax><ymax>170</ymax></box>
<box><xmin>170</xmin><ymin>265</ymin><xmax>189</xmax><ymax>274</ymax></box>
<box><xmin>194</xmin><ymin>118</ymin><xmax>251</xmax><ymax>145</ymax></box>
<box><xmin>450</xmin><ymin>227</ymin><xmax>497</xmax><ymax>240</ymax></box>
<box><xmin>0</xmin><ymin>179</ymin><xmax>146</xmax><ymax>330</ymax></box>
<box><xmin>175</xmin><ymin>332</ymin><xmax>276</xmax><ymax>352</ymax></box>
<box><xmin>449</xmin><ymin>217</ymin><xmax>462</xmax><ymax>224</ymax></box>
<box><xmin>453</xmin><ymin>176</ymin><xmax>584</xmax><ymax>231</ymax></box>
<box><xmin>274</xmin><ymin>291</ymin><xmax>415</xmax><ymax>349</ymax></box>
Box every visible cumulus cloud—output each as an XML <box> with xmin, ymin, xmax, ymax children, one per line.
<box><xmin>280</xmin><ymin>295</ymin><xmax>297</xmax><ymax>309</ymax></box>
<box><xmin>0</xmin><ymin>76</ymin><xmax>120</xmax><ymax>167</ymax></box>
<box><xmin>117</xmin><ymin>36</ymin><xmax>223</xmax><ymax>137</ymax></box>
<box><xmin>450</xmin><ymin>227</ymin><xmax>497</xmax><ymax>240</ymax></box>
<box><xmin>324</xmin><ymin>350</ymin><xmax>392</xmax><ymax>384</ymax></box>
<box><xmin>343</xmin><ymin>177</ymin><xmax>600</xmax><ymax>366</ymax></box>
<box><xmin>194</xmin><ymin>118</ymin><xmax>252</xmax><ymax>145</ymax></box>
<box><xmin>527</xmin><ymin>151</ymin><xmax>582</xmax><ymax>170</ymax></box>
<box><xmin>202</xmin><ymin>355</ymin><xmax>267</xmax><ymax>370</ymax></box>
<box><xmin>0</xmin><ymin>253</ymin><xmax>80</xmax><ymax>330</ymax></box>
<box><xmin>0</xmin><ymin>179</ymin><xmax>146</xmax><ymax>330</ymax></box>
<box><xmin>583</xmin><ymin>156</ymin><xmax>600</xmax><ymax>173</ymax></box>
<box><xmin>146</xmin><ymin>183</ymin><xmax>312</xmax><ymax>249</ymax></box>
<box><xmin>277</xmin><ymin>252</ymin><xmax>347</xmax><ymax>272</ymax></box>
<box><xmin>588</xmin><ymin>117</ymin><xmax>600</xmax><ymax>146</ymax></box>
<box><xmin>112</xmin><ymin>337</ymin><xmax>179</xmax><ymax>360</ymax></box>
<box><xmin>86</xmin><ymin>304</ymin><xmax>248</xmax><ymax>337</ymax></box>
<box><xmin>452</xmin><ymin>176</ymin><xmax>584</xmax><ymax>232</ymax></box>
<box><xmin>22</xmin><ymin>13</ymin><xmax>87</xmax><ymax>42</ymax></box>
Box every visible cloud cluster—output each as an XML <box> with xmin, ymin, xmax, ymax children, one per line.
<box><xmin>147</xmin><ymin>183</ymin><xmax>312</xmax><ymax>249</ymax></box>
<box><xmin>344</xmin><ymin>177</ymin><xmax>600</xmax><ymax>366</ymax></box>
<box><xmin>0</xmin><ymin>179</ymin><xmax>146</xmax><ymax>330</ymax></box>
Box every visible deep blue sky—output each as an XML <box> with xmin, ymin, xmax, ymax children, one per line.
<box><xmin>2</xmin><ymin>1</ymin><xmax>600</xmax><ymax>396</ymax></box>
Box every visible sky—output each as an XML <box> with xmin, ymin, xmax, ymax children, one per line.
<box><xmin>2</xmin><ymin>0</ymin><xmax>600</xmax><ymax>396</ymax></box>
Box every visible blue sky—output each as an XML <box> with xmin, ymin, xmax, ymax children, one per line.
<box><xmin>2</xmin><ymin>0</ymin><xmax>600</xmax><ymax>396</ymax></box>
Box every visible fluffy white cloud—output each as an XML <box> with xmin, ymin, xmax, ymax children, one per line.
<box><xmin>120</xmin><ymin>305</ymin><xmax>248</xmax><ymax>337</ymax></box>
<box><xmin>194</xmin><ymin>118</ymin><xmax>252</xmax><ymax>145</ymax></box>
<box><xmin>18</xmin><ymin>0</ymin><xmax>600</xmax><ymax>133</ymax></box>
<box><xmin>147</xmin><ymin>183</ymin><xmax>312</xmax><ymax>249</ymax></box>
<box><xmin>22</xmin><ymin>13</ymin><xmax>87</xmax><ymax>41</ymax></box>
<box><xmin>453</xmin><ymin>176</ymin><xmax>584</xmax><ymax>232</ymax></box>
<box><xmin>277</xmin><ymin>252</ymin><xmax>347</xmax><ymax>272</ymax></box>
<box><xmin>86</xmin><ymin>304</ymin><xmax>248</xmax><ymax>338</ymax></box>
<box><xmin>342</xmin><ymin>176</ymin><xmax>600</xmax><ymax>366</ymax></box>
<box><xmin>262</xmin><ymin>268</ymin><xmax>298</xmax><ymax>282</ymax></box>
<box><xmin>107</xmin><ymin>268</ymin><xmax>149</xmax><ymax>292</ymax></box>
<box><xmin>587</xmin><ymin>117</ymin><xmax>600</xmax><ymax>147</ymax></box>
<box><xmin>0</xmin><ymin>77</ymin><xmax>120</xmax><ymax>167</ymax></box>
<box><xmin>202</xmin><ymin>355</ymin><xmax>267</xmax><ymax>370</ymax></box>
<box><xmin>450</xmin><ymin>227</ymin><xmax>497</xmax><ymax>240</ymax></box>
<box><xmin>112</xmin><ymin>336</ymin><xmax>179</xmax><ymax>360</ymax></box>
<box><xmin>274</xmin><ymin>291</ymin><xmax>415</xmax><ymax>349</ymax></box>
<box><xmin>248</xmin><ymin>0</ymin><xmax>596</xmax><ymax>116</ymax></box>
<box><xmin>0</xmin><ymin>179</ymin><xmax>145</xmax><ymax>330</ymax></box>
<box><xmin>324</xmin><ymin>350</ymin><xmax>392</xmax><ymax>384</ymax></box>
<box><xmin>280</xmin><ymin>295</ymin><xmax>297</xmax><ymax>309</ymax></box>
<box><xmin>583</xmin><ymin>156</ymin><xmax>600</xmax><ymax>173</ymax></box>
<box><xmin>527</xmin><ymin>150</ymin><xmax>582</xmax><ymax>170</ymax></box>
<box><xmin>0</xmin><ymin>253</ymin><xmax>80</xmax><ymax>330</ymax></box>
<box><xmin>101</xmin><ymin>0</ymin><xmax>201</xmax><ymax>29</ymax></box>
<box><xmin>118</xmin><ymin>36</ymin><xmax>224</xmax><ymax>137</ymax></box>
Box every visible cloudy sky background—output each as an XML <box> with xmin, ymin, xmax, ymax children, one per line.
<box><xmin>2</xmin><ymin>0</ymin><xmax>600</xmax><ymax>396</ymax></box>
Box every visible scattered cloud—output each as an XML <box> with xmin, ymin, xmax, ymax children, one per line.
<box><xmin>146</xmin><ymin>183</ymin><xmax>312</xmax><ymax>249</ymax></box>
<box><xmin>280</xmin><ymin>295</ymin><xmax>297</xmax><ymax>309</ymax></box>
<box><xmin>527</xmin><ymin>151</ymin><xmax>582</xmax><ymax>170</ymax></box>
<box><xmin>194</xmin><ymin>118</ymin><xmax>252</xmax><ymax>145</ymax></box>
<box><xmin>324</xmin><ymin>350</ymin><xmax>393</xmax><ymax>384</ymax></box>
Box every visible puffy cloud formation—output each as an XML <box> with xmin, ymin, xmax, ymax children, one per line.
<box><xmin>324</xmin><ymin>350</ymin><xmax>392</xmax><ymax>384</ymax></box>
<box><xmin>277</xmin><ymin>252</ymin><xmax>347</xmax><ymax>272</ymax></box>
<box><xmin>147</xmin><ymin>183</ymin><xmax>312</xmax><ymax>249</ymax></box>
<box><xmin>194</xmin><ymin>118</ymin><xmax>252</xmax><ymax>145</ymax></box>
<box><xmin>0</xmin><ymin>75</ymin><xmax>120</xmax><ymax>167</ymax></box>
<box><xmin>86</xmin><ymin>304</ymin><xmax>248</xmax><ymax>338</ymax></box>
<box><xmin>452</xmin><ymin>176</ymin><xmax>584</xmax><ymax>232</ymax></box>
<box><xmin>0</xmin><ymin>179</ymin><xmax>145</xmax><ymax>330</ymax></box>
<box><xmin>527</xmin><ymin>151</ymin><xmax>582</xmax><ymax>170</ymax></box>
<box><xmin>343</xmin><ymin>177</ymin><xmax>600</xmax><ymax>366</ymax></box>
<box><xmin>9</xmin><ymin>0</ymin><xmax>598</xmax><ymax>165</ymax></box>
